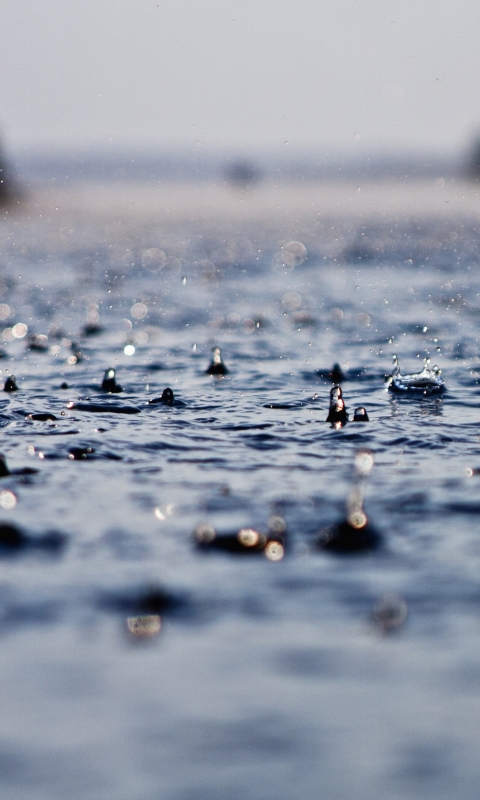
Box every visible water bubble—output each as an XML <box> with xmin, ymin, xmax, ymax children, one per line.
<box><xmin>134</xmin><ymin>331</ymin><xmax>148</xmax><ymax>346</ymax></box>
<box><xmin>356</xmin><ymin>312</ymin><xmax>371</xmax><ymax>326</ymax></box>
<box><xmin>12</xmin><ymin>323</ymin><xmax>28</xmax><ymax>339</ymax></box>
<box><xmin>330</xmin><ymin>308</ymin><xmax>344</xmax><ymax>322</ymax></box>
<box><xmin>242</xmin><ymin>318</ymin><xmax>256</xmax><ymax>334</ymax></box>
<box><xmin>0</xmin><ymin>304</ymin><xmax>11</xmax><ymax>321</ymax></box>
<box><xmin>227</xmin><ymin>313</ymin><xmax>241</xmax><ymax>327</ymax></box>
<box><xmin>282</xmin><ymin>241</ymin><xmax>307</xmax><ymax>267</ymax></box>
<box><xmin>131</xmin><ymin>302</ymin><xmax>147</xmax><ymax>320</ymax></box>
<box><xmin>124</xmin><ymin>344</ymin><xmax>135</xmax><ymax>356</ymax></box>
<box><xmin>140</xmin><ymin>248</ymin><xmax>167</xmax><ymax>272</ymax></box>
<box><xmin>282</xmin><ymin>291</ymin><xmax>302</xmax><ymax>311</ymax></box>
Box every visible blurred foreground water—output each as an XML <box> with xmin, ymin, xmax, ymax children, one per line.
<box><xmin>1</xmin><ymin>174</ymin><xmax>480</xmax><ymax>799</ymax></box>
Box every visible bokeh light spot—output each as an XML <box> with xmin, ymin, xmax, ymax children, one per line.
<box><xmin>131</xmin><ymin>303</ymin><xmax>148</xmax><ymax>320</ymax></box>
<box><xmin>0</xmin><ymin>490</ymin><xmax>17</xmax><ymax>510</ymax></box>
<box><xmin>12</xmin><ymin>323</ymin><xmax>28</xmax><ymax>339</ymax></box>
<box><xmin>195</xmin><ymin>523</ymin><xmax>216</xmax><ymax>543</ymax></box>
<box><xmin>265</xmin><ymin>541</ymin><xmax>284</xmax><ymax>561</ymax></box>
<box><xmin>141</xmin><ymin>248</ymin><xmax>167</xmax><ymax>272</ymax></box>
<box><xmin>237</xmin><ymin>528</ymin><xmax>260</xmax><ymax>547</ymax></box>
<box><xmin>282</xmin><ymin>241</ymin><xmax>307</xmax><ymax>267</ymax></box>
<box><xmin>282</xmin><ymin>292</ymin><xmax>302</xmax><ymax>311</ymax></box>
<box><xmin>126</xmin><ymin>615</ymin><xmax>162</xmax><ymax>638</ymax></box>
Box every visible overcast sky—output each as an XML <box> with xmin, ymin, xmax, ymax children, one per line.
<box><xmin>1</xmin><ymin>0</ymin><xmax>480</xmax><ymax>155</ymax></box>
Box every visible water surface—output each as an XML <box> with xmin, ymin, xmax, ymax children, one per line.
<box><xmin>0</xmin><ymin>177</ymin><xmax>480</xmax><ymax>799</ymax></box>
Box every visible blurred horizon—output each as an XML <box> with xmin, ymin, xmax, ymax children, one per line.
<box><xmin>3</xmin><ymin>138</ymin><xmax>476</xmax><ymax>187</ymax></box>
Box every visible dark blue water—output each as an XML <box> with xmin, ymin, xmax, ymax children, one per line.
<box><xmin>1</xmin><ymin>177</ymin><xmax>480</xmax><ymax>799</ymax></box>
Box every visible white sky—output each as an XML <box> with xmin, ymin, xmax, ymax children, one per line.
<box><xmin>1</xmin><ymin>0</ymin><xmax>480</xmax><ymax>154</ymax></box>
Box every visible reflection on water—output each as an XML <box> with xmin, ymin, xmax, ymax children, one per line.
<box><xmin>388</xmin><ymin>394</ymin><xmax>444</xmax><ymax>418</ymax></box>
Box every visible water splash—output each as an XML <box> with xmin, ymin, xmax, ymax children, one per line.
<box><xmin>386</xmin><ymin>354</ymin><xmax>445</xmax><ymax>395</ymax></box>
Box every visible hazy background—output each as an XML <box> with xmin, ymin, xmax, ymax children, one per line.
<box><xmin>0</xmin><ymin>0</ymin><xmax>480</xmax><ymax>187</ymax></box>
<box><xmin>2</xmin><ymin>1</ymin><xmax>480</xmax><ymax>152</ymax></box>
